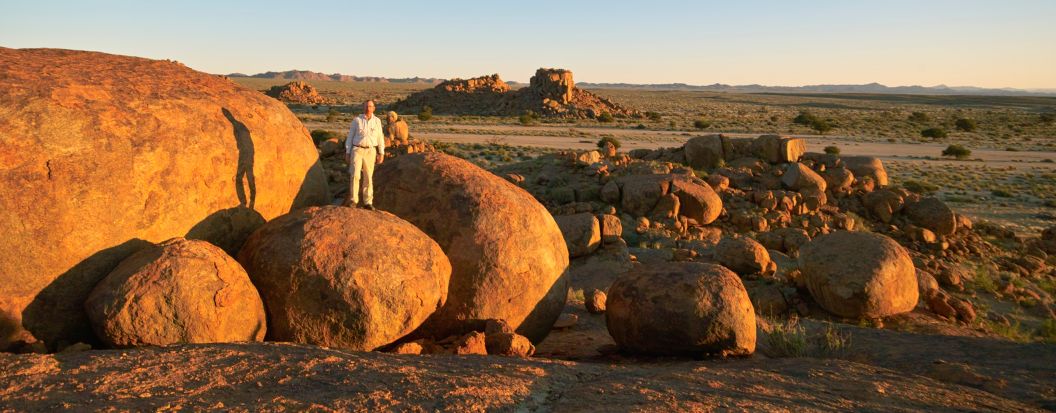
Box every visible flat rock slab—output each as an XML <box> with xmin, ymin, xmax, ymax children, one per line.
<box><xmin>0</xmin><ymin>340</ymin><xmax>1048</xmax><ymax>412</ymax></box>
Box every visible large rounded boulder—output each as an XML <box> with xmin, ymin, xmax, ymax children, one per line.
<box><xmin>374</xmin><ymin>153</ymin><xmax>569</xmax><ymax>343</ymax></box>
<box><xmin>85</xmin><ymin>238</ymin><xmax>266</xmax><ymax>347</ymax></box>
<box><xmin>0</xmin><ymin>48</ymin><xmax>329</xmax><ymax>349</ymax></box>
<box><xmin>237</xmin><ymin>206</ymin><xmax>450</xmax><ymax>351</ymax></box>
<box><xmin>606</xmin><ymin>262</ymin><xmax>756</xmax><ymax>356</ymax></box>
<box><xmin>798</xmin><ymin>231</ymin><xmax>918</xmax><ymax>318</ymax></box>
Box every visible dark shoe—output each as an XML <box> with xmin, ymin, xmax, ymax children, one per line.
<box><xmin>363</xmin><ymin>204</ymin><xmax>376</xmax><ymax>211</ymax></box>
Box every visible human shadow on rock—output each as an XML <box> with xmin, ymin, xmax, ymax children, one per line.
<box><xmin>222</xmin><ymin>108</ymin><xmax>256</xmax><ymax>210</ymax></box>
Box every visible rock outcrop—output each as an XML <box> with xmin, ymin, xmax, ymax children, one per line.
<box><xmin>606</xmin><ymin>262</ymin><xmax>756</xmax><ymax>356</ymax></box>
<box><xmin>389</xmin><ymin>74</ymin><xmax>510</xmax><ymax>115</ymax></box>
<box><xmin>264</xmin><ymin>81</ymin><xmax>332</xmax><ymax>105</ymax></box>
<box><xmin>0</xmin><ymin>48</ymin><xmax>329</xmax><ymax>350</ymax></box>
<box><xmin>374</xmin><ymin>153</ymin><xmax>569</xmax><ymax>343</ymax></box>
<box><xmin>798</xmin><ymin>231</ymin><xmax>918</xmax><ymax>318</ymax></box>
<box><xmin>85</xmin><ymin>238</ymin><xmax>266</xmax><ymax>347</ymax></box>
<box><xmin>392</xmin><ymin>68</ymin><xmax>638</xmax><ymax>119</ymax></box>
<box><xmin>237</xmin><ymin>206</ymin><xmax>450</xmax><ymax>351</ymax></box>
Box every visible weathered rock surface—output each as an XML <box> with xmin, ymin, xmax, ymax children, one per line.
<box><xmin>374</xmin><ymin>153</ymin><xmax>569</xmax><ymax>343</ymax></box>
<box><xmin>237</xmin><ymin>206</ymin><xmax>450</xmax><ymax>351</ymax></box>
<box><xmin>798</xmin><ymin>231</ymin><xmax>918</xmax><ymax>318</ymax></box>
<box><xmin>606</xmin><ymin>263</ymin><xmax>756</xmax><ymax>356</ymax></box>
<box><xmin>684</xmin><ymin>135</ymin><xmax>728</xmax><ymax>169</ymax></box>
<box><xmin>85</xmin><ymin>238</ymin><xmax>265</xmax><ymax>348</ymax></box>
<box><xmin>554</xmin><ymin>213</ymin><xmax>601</xmax><ymax>258</ymax></box>
<box><xmin>0</xmin><ymin>48</ymin><xmax>329</xmax><ymax>349</ymax></box>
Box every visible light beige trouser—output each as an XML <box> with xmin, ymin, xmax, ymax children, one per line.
<box><xmin>349</xmin><ymin>146</ymin><xmax>376</xmax><ymax>205</ymax></box>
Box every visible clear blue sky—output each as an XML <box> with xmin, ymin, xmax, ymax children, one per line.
<box><xmin>2</xmin><ymin>0</ymin><xmax>1054</xmax><ymax>89</ymax></box>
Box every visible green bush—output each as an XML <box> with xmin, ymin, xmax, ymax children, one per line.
<box><xmin>693</xmin><ymin>119</ymin><xmax>711</xmax><ymax>129</ymax></box>
<box><xmin>942</xmin><ymin>144</ymin><xmax>971</xmax><ymax>159</ymax></box>
<box><xmin>1040</xmin><ymin>113</ymin><xmax>1055</xmax><ymax>124</ymax></box>
<box><xmin>793</xmin><ymin>111</ymin><xmax>818</xmax><ymax>126</ymax></box>
<box><xmin>518</xmin><ymin>110</ymin><xmax>538</xmax><ymax>125</ymax></box>
<box><xmin>954</xmin><ymin>118</ymin><xmax>977</xmax><ymax>132</ymax></box>
<box><xmin>908</xmin><ymin>112</ymin><xmax>930</xmax><ymax>122</ymax></box>
<box><xmin>991</xmin><ymin>189</ymin><xmax>1014</xmax><ymax>198</ymax></box>
<box><xmin>921</xmin><ymin>128</ymin><xmax>948</xmax><ymax>139</ymax></box>
<box><xmin>418</xmin><ymin>105</ymin><xmax>433</xmax><ymax>121</ymax></box>
<box><xmin>645</xmin><ymin>111</ymin><xmax>662</xmax><ymax>121</ymax></box>
<box><xmin>597</xmin><ymin>136</ymin><xmax>622</xmax><ymax>150</ymax></box>
<box><xmin>597</xmin><ymin>112</ymin><xmax>614</xmax><ymax>123</ymax></box>
<box><xmin>326</xmin><ymin>107</ymin><xmax>339</xmax><ymax>123</ymax></box>
<box><xmin>823</xmin><ymin>145</ymin><xmax>840</xmax><ymax>155</ymax></box>
<box><xmin>811</xmin><ymin>119</ymin><xmax>833</xmax><ymax>134</ymax></box>
<box><xmin>634</xmin><ymin>123</ymin><xmax>647</xmax><ymax>130</ymax></box>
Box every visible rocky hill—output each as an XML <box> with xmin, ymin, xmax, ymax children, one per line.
<box><xmin>391</xmin><ymin>68</ymin><xmax>640</xmax><ymax>119</ymax></box>
<box><xmin>264</xmin><ymin>81</ymin><xmax>332</xmax><ymax>104</ymax></box>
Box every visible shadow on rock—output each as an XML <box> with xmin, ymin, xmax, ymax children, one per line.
<box><xmin>21</xmin><ymin>238</ymin><xmax>152</xmax><ymax>351</ymax></box>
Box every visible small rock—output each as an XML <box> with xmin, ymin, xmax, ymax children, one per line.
<box><xmin>485</xmin><ymin>332</ymin><xmax>535</xmax><ymax>357</ymax></box>
<box><xmin>452</xmin><ymin>332</ymin><xmax>487</xmax><ymax>355</ymax></box>
<box><xmin>586</xmin><ymin>289</ymin><xmax>607</xmax><ymax>314</ymax></box>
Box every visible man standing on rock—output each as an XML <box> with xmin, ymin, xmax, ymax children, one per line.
<box><xmin>344</xmin><ymin>99</ymin><xmax>385</xmax><ymax>210</ymax></box>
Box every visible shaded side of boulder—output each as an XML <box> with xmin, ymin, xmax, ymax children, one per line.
<box><xmin>904</xmin><ymin>197</ymin><xmax>957</xmax><ymax>236</ymax></box>
<box><xmin>683</xmin><ymin>134</ymin><xmax>728</xmax><ymax>169</ymax></box>
<box><xmin>554</xmin><ymin>213</ymin><xmax>601</xmax><ymax>258</ymax></box>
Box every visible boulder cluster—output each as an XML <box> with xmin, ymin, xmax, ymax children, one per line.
<box><xmin>264</xmin><ymin>81</ymin><xmax>332</xmax><ymax>105</ymax></box>
<box><xmin>495</xmin><ymin>131</ymin><xmax>1002</xmax><ymax>350</ymax></box>
<box><xmin>391</xmin><ymin>68</ymin><xmax>639</xmax><ymax>119</ymax></box>
<box><xmin>0</xmin><ymin>49</ymin><xmax>566</xmax><ymax>358</ymax></box>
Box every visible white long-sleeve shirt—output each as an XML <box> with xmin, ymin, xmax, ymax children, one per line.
<box><xmin>345</xmin><ymin>114</ymin><xmax>385</xmax><ymax>156</ymax></box>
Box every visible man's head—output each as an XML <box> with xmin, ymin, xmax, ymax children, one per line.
<box><xmin>387</xmin><ymin>111</ymin><xmax>398</xmax><ymax>122</ymax></box>
<box><xmin>363</xmin><ymin>100</ymin><xmax>375</xmax><ymax>117</ymax></box>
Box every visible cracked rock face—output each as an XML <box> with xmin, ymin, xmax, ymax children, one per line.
<box><xmin>237</xmin><ymin>206</ymin><xmax>451</xmax><ymax>351</ymax></box>
<box><xmin>85</xmin><ymin>238</ymin><xmax>266</xmax><ymax>347</ymax></box>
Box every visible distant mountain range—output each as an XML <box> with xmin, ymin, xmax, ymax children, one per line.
<box><xmin>226</xmin><ymin>70</ymin><xmax>442</xmax><ymax>84</ymax></box>
<box><xmin>226</xmin><ymin>70</ymin><xmax>1054</xmax><ymax>96</ymax></box>
<box><xmin>575</xmin><ymin>81</ymin><xmax>1056</xmax><ymax>97</ymax></box>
